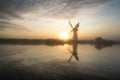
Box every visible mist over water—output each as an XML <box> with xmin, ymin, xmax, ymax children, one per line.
<box><xmin>0</xmin><ymin>44</ymin><xmax>120</xmax><ymax>80</ymax></box>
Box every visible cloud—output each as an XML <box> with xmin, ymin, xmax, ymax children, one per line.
<box><xmin>0</xmin><ymin>20</ymin><xmax>29</xmax><ymax>31</ymax></box>
<box><xmin>0</xmin><ymin>0</ymin><xmax>114</xmax><ymax>30</ymax></box>
<box><xmin>0</xmin><ymin>0</ymin><xmax>114</xmax><ymax>19</ymax></box>
<box><xmin>0</xmin><ymin>0</ymin><xmax>24</xmax><ymax>20</ymax></box>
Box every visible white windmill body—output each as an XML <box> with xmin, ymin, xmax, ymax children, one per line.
<box><xmin>73</xmin><ymin>28</ymin><xmax>78</xmax><ymax>41</ymax></box>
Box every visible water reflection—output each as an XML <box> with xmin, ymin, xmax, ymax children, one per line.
<box><xmin>67</xmin><ymin>42</ymin><xmax>117</xmax><ymax>62</ymax></box>
<box><xmin>0</xmin><ymin>44</ymin><xmax>120</xmax><ymax>80</ymax></box>
<box><xmin>94</xmin><ymin>43</ymin><xmax>113</xmax><ymax>50</ymax></box>
<box><xmin>68</xmin><ymin>42</ymin><xmax>79</xmax><ymax>62</ymax></box>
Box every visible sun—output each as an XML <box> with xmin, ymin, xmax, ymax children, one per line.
<box><xmin>60</xmin><ymin>33</ymin><xmax>69</xmax><ymax>40</ymax></box>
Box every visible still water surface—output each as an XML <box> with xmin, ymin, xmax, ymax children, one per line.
<box><xmin>0</xmin><ymin>44</ymin><xmax>120</xmax><ymax>80</ymax></box>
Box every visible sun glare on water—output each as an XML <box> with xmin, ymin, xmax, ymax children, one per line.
<box><xmin>60</xmin><ymin>33</ymin><xmax>69</xmax><ymax>40</ymax></box>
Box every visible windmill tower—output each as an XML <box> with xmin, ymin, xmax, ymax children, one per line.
<box><xmin>69</xmin><ymin>21</ymin><xmax>79</xmax><ymax>42</ymax></box>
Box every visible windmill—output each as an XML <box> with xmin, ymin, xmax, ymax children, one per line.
<box><xmin>69</xmin><ymin>21</ymin><xmax>80</xmax><ymax>41</ymax></box>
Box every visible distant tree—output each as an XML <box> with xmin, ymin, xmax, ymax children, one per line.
<box><xmin>95</xmin><ymin>37</ymin><xmax>106</xmax><ymax>43</ymax></box>
<box><xmin>95</xmin><ymin>37</ymin><xmax>104</xmax><ymax>41</ymax></box>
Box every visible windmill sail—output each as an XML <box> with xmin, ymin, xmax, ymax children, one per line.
<box><xmin>75</xmin><ymin>22</ymin><xmax>79</xmax><ymax>29</ymax></box>
<box><xmin>69</xmin><ymin>21</ymin><xmax>73</xmax><ymax>29</ymax></box>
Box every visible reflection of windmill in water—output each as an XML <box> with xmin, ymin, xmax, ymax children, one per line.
<box><xmin>68</xmin><ymin>21</ymin><xmax>80</xmax><ymax>62</ymax></box>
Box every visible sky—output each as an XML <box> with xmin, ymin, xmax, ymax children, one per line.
<box><xmin>0</xmin><ymin>0</ymin><xmax>120</xmax><ymax>40</ymax></box>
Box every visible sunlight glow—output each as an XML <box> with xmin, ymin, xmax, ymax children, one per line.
<box><xmin>60</xmin><ymin>33</ymin><xmax>69</xmax><ymax>40</ymax></box>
